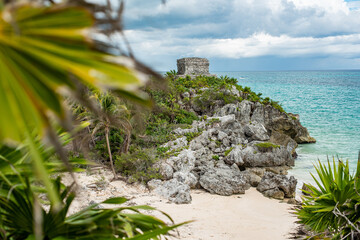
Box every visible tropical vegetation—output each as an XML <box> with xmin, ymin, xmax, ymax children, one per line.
<box><xmin>295</xmin><ymin>155</ymin><xmax>360</xmax><ymax>239</ymax></box>
<box><xmin>0</xmin><ymin>1</ymin><xmax>185</xmax><ymax>239</ymax></box>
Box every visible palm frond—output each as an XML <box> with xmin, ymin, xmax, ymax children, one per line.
<box><xmin>0</xmin><ymin>3</ymin><xmax>149</xmax><ymax>145</ymax></box>
<box><xmin>296</xmin><ymin>157</ymin><xmax>360</xmax><ymax>238</ymax></box>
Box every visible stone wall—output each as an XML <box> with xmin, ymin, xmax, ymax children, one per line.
<box><xmin>177</xmin><ymin>57</ymin><xmax>215</xmax><ymax>77</ymax></box>
<box><xmin>177</xmin><ymin>57</ymin><xmax>209</xmax><ymax>75</ymax></box>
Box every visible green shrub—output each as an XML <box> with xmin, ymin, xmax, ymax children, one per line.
<box><xmin>270</xmin><ymin>100</ymin><xmax>285</xmax><ymax>112</ymax></box>
<box><xmin>140</xmin><ymin>117</ymin><xmax>174</xmax><ymax>147</ymax></box>
<box><xmin>212</xmin><ymin>155</ymin><xmax>220</xmax><ymax>160</ymax></box>
<box><xmin>255</xmin><ymin>142</ymin><xmax>280</xmax><ymax>149</ymax></box>
<box><xmin>207</xmin><ymin>118</ymin><xmax>220</xmax><ymax>126</ymax></box>
<box><xmin>193</xmin><ymin>89</ymin><xmax>239</xmax><ymax>112</ymax></box>
<box><xmin>157</xmin><ymin>146</ymin><xmax>171</xmax><ymax>154</ymax></box>
<box><xmin>115</xmin><ymin>148</ymin><xmax>162</xmax><ymax>183</ymax></box>
<box><xmin>295</xmin><ymin>157</ymin><xmax>360</xmax><ymax>239</ymax></box>
<box><xmin>243</xmin><ymin>86</ymin><xmax>252</xmax><ymax>93</ymax></box>
<box><xmin>184</xmin><ymin>131</ymin><xmax>202</xmax><ymax>142</ymax></box>
<box><xmin>165</xmin><ymin>69</ymin><xmax>177</xmax><ymax>79</ymax></box>
<box><xmin>174</xmin><ymin>109</ymin><xmax>198</xmax><ymax>124</ymax></box>
<box><xmin>262</xmin><ymin>97</ymin><xmax>270</xmax><ymax>104</ymax></box>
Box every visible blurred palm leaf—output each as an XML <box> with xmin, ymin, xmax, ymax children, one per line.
<box><xmin>0</xmin><ymin>176</ymin><xmax>186</xmax><ymax>239</ymax></box>
<box><xmin>0</xmin><ymin>138</ymin><xmax>87</xmax><ymax>199</ymax></box>
<box><xmin>0</xmin><ymin>3</ymin><xmax>148</xmax><ymax>145</ymax></box>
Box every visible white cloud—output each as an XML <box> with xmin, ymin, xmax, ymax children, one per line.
<box><xmin>121</xmin><ymin>0</ymin><xmax>360</xmax><ymax>69</ymax></box>
<box><xmin>195</xmin><ymin>33</ymin><xmax>360</xmax><ymax>58</ymax></box>
<box><xmin>125</xmin><ymin>0</ymin><xmax>360</xmax><ymax>37</ymax></box>
<box><xmin>125</xmin><ymin>30</ymin><xmax>360</xmax><ymax>59</ymax></box>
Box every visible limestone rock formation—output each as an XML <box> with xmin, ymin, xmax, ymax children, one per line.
<box><xmin>148</xmin><ymin>179</ymin><xmax>192</xmax><ymax>204</ymax></box>
<box><xmin>149</xmin><ymin>106</ymin><xmax>302</xmax><ymax>203</ymax></box>
<box><xmin>146</xmin><ymin>63</ymin><xmax>315</xmax><ymax>203</ymax></box>
<box><xmin>199</xmin><ymin>161</ymin><xmax>250</xmax><ymax>196</ymax></box>
<box><xmin>256</xmin><ymin>172</ymin><xmax>297</xmax><ymax>199</ymax></box>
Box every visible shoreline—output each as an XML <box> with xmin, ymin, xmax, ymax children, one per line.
<box><xmin>64</xmin><ymin>169</ymin><xmax>298</xmax><ymax>240</ymax></box>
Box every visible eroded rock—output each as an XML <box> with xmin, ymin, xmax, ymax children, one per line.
<box><xmin>241</xmin><ymin>142</ymin><xmax>294</xmax><ymax>167</ymax></box>
<box><xmin>150</xmin><ymin>179</ymin><xmax>192</xmax><ymax>204</ymax></box>
<box><xmin>244</xmin><ymin>123</ymin><xmax>270</xmax><ymax>141</ymax></box>
<box><xmin>257</xmin><ymin>172</ymin><xmax>297</xmax><ymax>199</ymax></box>
<box><xmin>199</xmin><ymin>162</ymin><xmax>250</xmax><ymax>196</ymax></box>
<box><xmin>224</xmin><ymin>145</ymin><xmax>244</xmax><ymax>166</ymax></box>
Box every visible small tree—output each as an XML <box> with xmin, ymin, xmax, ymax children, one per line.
<box><xmin>90</xmin><ymin>92</ymin><xmax>132</xmax><ymax>179</ymax></box>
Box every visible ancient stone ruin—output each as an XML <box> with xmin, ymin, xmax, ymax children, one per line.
<box><xmin>177</xmin><ymin>57</ymin><xmax>216</xmax><ymax>78</ymax></box>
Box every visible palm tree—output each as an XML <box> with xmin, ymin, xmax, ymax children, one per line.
<box><xmin>90</xmin><ymin>92</ymin><xmax>132</xmax><ymax>179</ymax></box>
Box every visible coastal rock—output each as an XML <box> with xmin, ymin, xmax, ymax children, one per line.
<box><xmin>152</xmin><ymin>179</ymin><xmax>192</xmax><ymax>204</ymax></box>
<box><xmin>208</xmin><ymin>114</ymin><xmax>236</xmax><ymax>128</ymax></box>
<box><xmin>161</xmin><ymin>136</ymin><xmax>188</xmax><ymax>151</ymax></box>
<box><xmin>173</xmin><ymin>171</ymin><xmax>198</xmax><ymax>188</ymax></box>
<box><xmin>250</xmin><ymin>102</ymin><xmax>266</xmax><ymax>125</ymax></box>
<box><xmin>287</xmin><ymin>198</ymin><xmax>298</xmax><ymax>205</ymax></box>
<box><xmin>243</xmin><ymin>123</ymin><xmax>270</xmax><ymax>141</ymax></box>
<box><xmin>264</xmin><ymin>166</ymin><xmax>290</xmax><ymax>175</ymax></box>
<box><xmin>242</xmin><ymin>170</ymin><xmax>262</xmax><ymax>187</ymax></box>
<box><xmin>262</xmin><ymin>188</ymin><xmax>285</xmax><ymax>200</ymax></box>
<box><xmin>263</xmin><ymin>105</ymin><xmax>315</xmax><ymax>144</ymax></box>
<box><xmin>166</xmin><ymin>149</ymin><xmax>196</xmax><ymax>172</ymax></box>
<box><xmin>214</xmin><ymin>104</ymin><xmax>238</xmax><ymax>117</ymax></box>
<box><xmin>89</xmin><ymin>200</ymin><xmax>104</xmax><ymax>209</ymax></box>
<box><xmin>181</xmin><ymin>91</ymin><xmax>190</xmax><ymax>99</ymax></box>
<box><xmin>235</xmin><ymin>101</ymin><xmax>252</xmax><ymax>123</ymax></box>
<box><xmin>240</xmin><ymin>142</ymin><xmax>294</xmax><ymax>167</ymax></box>
<box><xmin>270</xmin><ymin>131</ymin><xmax>298</xmax><ymax>157</ymax></box>
<box><xmin>159</xmin><ymin>163</ymin><xmax>174</xmax><ymax>180</ymax></box>
<box><xmin>246</xmin><ymin>167</ymin><xmax>266</xmax><ymax>177</ymax></box>
<box><xmin>199</xmin><ymin>161</ymin><xmax>250</xmax><ymax>196</ymax></box>
<box><xmin>147</xmin><ymin>179</ymin><xmax>162</xmax><ymax>191</ymax></box>
<box><xmin>257</xmin><ymin>172</ymin><xmax>297</xmax><ymax>199</ymax></box>
<box><xmin>224</xmin><ymin>145</ymin><xmax>244</xmax><ymax>166</ymax></box>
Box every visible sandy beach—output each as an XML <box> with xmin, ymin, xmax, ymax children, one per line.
<box><xmin>64</xmin><ymin>168</ymin><xmax>298</xmax><ymax>240</ymax></box>
<box><xmin>147</xmin><ymin>188</ymin><xmax>298</xmax><ymax>240</ymax></box>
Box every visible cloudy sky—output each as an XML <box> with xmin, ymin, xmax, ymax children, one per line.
<box><xmin>122</xmin><ymin>0</ymin><xmax>360</xmax><ymax>71</ymax></box>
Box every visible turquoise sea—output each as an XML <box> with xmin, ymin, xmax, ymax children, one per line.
<box><xmin>214</xmin><ymin>71</ymin><xmax>360</xmax><ymax>183</ymax></box>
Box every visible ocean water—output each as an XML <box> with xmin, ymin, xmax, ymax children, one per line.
<box><xmin>214</xmin><ymin>71</ymin><xmax>360</xmax><ymax>183</ymax></box>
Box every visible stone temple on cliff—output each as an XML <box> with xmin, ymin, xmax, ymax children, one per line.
<box><xmin>176</xmin><ymin>57</ymin><xmax>216</xmax><ymax>78</ymax></box>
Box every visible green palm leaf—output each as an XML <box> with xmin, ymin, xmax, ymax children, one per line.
<box><xmin>0</xmin><ymin>4</ymin><xmax>148</xmax><ymax>144</ymax></box>
<box><xmin>296</xmin><ymin>157</ymin><xmax>360</xmax><ymax>238</ymax></box>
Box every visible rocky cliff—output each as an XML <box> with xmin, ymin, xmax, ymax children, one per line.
<box><xmin>147</xmin><ymin>75</ymin><xmax>315</xmax><ymax>203</ymax></box>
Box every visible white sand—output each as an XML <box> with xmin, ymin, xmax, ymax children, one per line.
<box><xmin>63</xmin><ymin>168</ymin><xmax>298</xmax><ymax>240</ymax></box>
